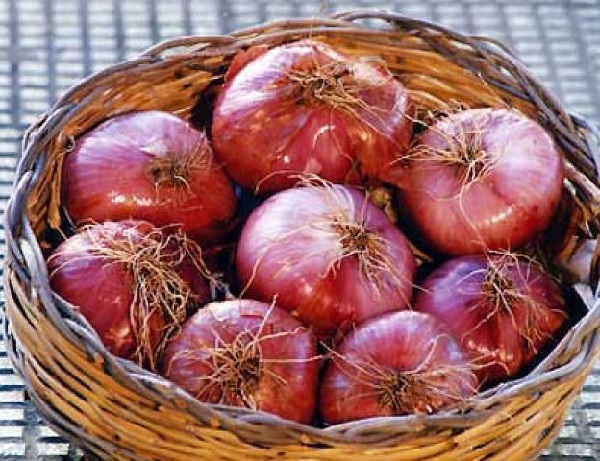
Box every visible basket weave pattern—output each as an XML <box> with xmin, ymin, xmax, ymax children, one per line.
<box><xmin>4</xmin><ymin>11</ymin><xmax>600</xmax><ymax>460</ymax></box>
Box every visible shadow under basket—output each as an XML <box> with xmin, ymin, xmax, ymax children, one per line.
<box><xmin>4</xmin><ymin>10</ymin><xmax>600</xmax><ymax>461</ymax></box>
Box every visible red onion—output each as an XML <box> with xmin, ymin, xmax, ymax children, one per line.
<box><xmin>160</xmin><ymin>299</ymin><xmax>318</xmax><ymax>424</ymax></box>
<box><xmin>47</xmin><ymin>221</ymin><xmax>217</xmax><ymax>370</ymax></box>
<box><xmin>414</xmin><ymin>253</ymin><xmax>567</xmax><ymax>384</ymax></box>
<box><xmin>236</xmin><ymin>183</ymin><xmax>416</xmax><ymax>339</ymax></box>
<box><xmin>63</xmin><ymin>110</ymin><xmax>237</xmax><ymax>242</ymax></box>
<box><xmin>212</xmin><ymin>40</ymin><xmax>413</xmax><ymax>193</ymax></box>
<box><xmin>320</xmin><ymin>311</ymin><xmax>477</xmax><ymax>424</ymax></box>
<box><xmin>396</xmin><ymin>108</ymin><xmax>563</xmax><ymax>255</ymax></box>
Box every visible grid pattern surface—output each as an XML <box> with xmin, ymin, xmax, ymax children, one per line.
<box><xmin>1</xmin><ymin>0</ymin><xmax>600</xmax><ymax>459</ymax></box>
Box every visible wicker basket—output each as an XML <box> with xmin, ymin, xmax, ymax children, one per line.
<box><xmin>4</xmin><ymin>10</ymin><xmax>600</xmax><ymax>461</ymax></box>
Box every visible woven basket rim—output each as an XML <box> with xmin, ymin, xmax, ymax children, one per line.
<box><xmin>5</xmin><ymin>9</ymin><xmax>600</xmax><ymax>452</ymax></box>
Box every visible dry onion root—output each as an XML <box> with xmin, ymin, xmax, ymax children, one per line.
<box><xmin>48</xmin><ymin>220</ymin><xmax>221</xmax><ymax>370</ymax></box>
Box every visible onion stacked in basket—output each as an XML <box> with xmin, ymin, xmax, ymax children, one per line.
<box><xmin>47</xmin><ymin>39</ymin><xmax>572</xmax><ymax>426</ymax></box>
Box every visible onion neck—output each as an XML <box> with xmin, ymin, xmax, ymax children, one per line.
<box><xmin>380</xmin><ymin>372</ymin><xmax>422</xmax><ymax>414</ymax></box>
<box><xmin>329</xmin><ymin>217</ymin><xmax>396</xmax><ymax>293</ymax></box>
<box><xmin>203</xmin><ymin>331</ymin><xmax>263</xmax><ymax>409</ymax></box>
<box><xmin>410</xmin><ymin>123</ymin><xmax>495</xmax><ymax>185</ymax></box>
<box><xmin>288</xmin><ymin>65</ymin><xmax>346</xmax><ymax>103</ymax></box>
<box><xmin>483</xmin><ymin>265</ymin><xmax>518</xmax><ymax>315</ymax></box>
<box><xmin>147</xmin><ymin>155</ymin><xmax>191</xmax><ymax>190</ymax></box>
<box><xmin>334</xmin><ymin>220</ymin><xmax>372</xmax><ymax>255</ymax></box>
<box><xmin>143</xmin><ymin>135</ymin><xmax>212</xmax><ymax>191</ymax></box>
<box><xmin>286</xmin><ymin>63</ymin><xmax>375</xmax><ymax>117</ymax></box>
<box><xmin>444</xmin><ymin>132</ymin><xmax>491</xmax><ymax>184</ymax></box>
<box><xmin>460</xmin><ymin>141</ymin><xmax>486</xmax><ymax>174</ymax></box>
<box><xmin>379</xmin><ymin>369</ymin><xmax>464</xmax><ymax>415</ymax></box>
<box><xmin>230</xmin><ymin>354</ymin><xmax>261</xmax><ymax>400</ymax></box>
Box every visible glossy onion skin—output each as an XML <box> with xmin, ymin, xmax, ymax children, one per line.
<box><xmin>414</xmin><ymin>255</ymin><xmax>567</xmax><ymax>384</ymax></box>
<box><xmin>236</xmin><ymin>185</ymin><xmax>416</xmax><ymax>339</ymax></box>
<box><xmin>160</xmin><ymin>299</ymin><xmax>318</xmax><ymax>424</ymax></box>
<box><xmin>48</xmin><ymin>221</ymin><xmax>212</xmax><ymax>359</ymax></box>
<box><xmin>320</xmin><ymin>311</ymin><xmax>476</xmax><ymax>424</ymax></box>
<box><xmin>63</xmin><ymin>110</ymin><xmax>237</xmax><ymax>242</ymax></box>
<box><xmin>212</xmin><ymin>40</ymin><xmax>413</xmax><ymax>193</ymax></box>
<box><xmin>399</xmin><ymin>108</ymin><xmax>564</xmax><ymax>255</ymax></box>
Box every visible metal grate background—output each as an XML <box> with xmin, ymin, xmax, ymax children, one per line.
<box><xmin>1</xmin><ymin>0</ymin><xmax>600</xmax><ymax>459</ymax></box>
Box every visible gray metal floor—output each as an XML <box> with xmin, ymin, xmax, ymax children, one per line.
<box><xmin>1</xmin><ymin>0</ymin><xmax>600</xmax><ymax>459</ymax></box>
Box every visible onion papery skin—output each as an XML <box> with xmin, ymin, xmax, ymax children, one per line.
<box><xmin>47</xmin><ymin>221</ymin><xmax>214</xmax><ymax>368</ymax></box>
<box><xmin>414</xmin><ymin>254</ymin><xmax>567</xmax><ymax>384</ymax></box>
<box><xmin>236</xmin><ymin>184</ymin><xmax>416</xmax><ymax>339</ymax></box>
<box><xmin>398</xmin><ymin>108</ymin><xmax>564</xmax><ymax>255</ymax></box>
<box><xmin>212</xmin><ymin>40</ymin><xmax>413</xmax><ymax>194</ymax></box>
<box><xmin>320</xmin><ymin>311</ymin><xmax>477</xmax><ymax>424</ymax></box>
<box><xmin>160</xmin><ymin>299</ymin><xmax>318</xmax><ymax>424</ymax></box>
<box><xmin>63</xmin><ymin>110</ymin><xmax>237</xmax><ymax>243</ymax></box>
